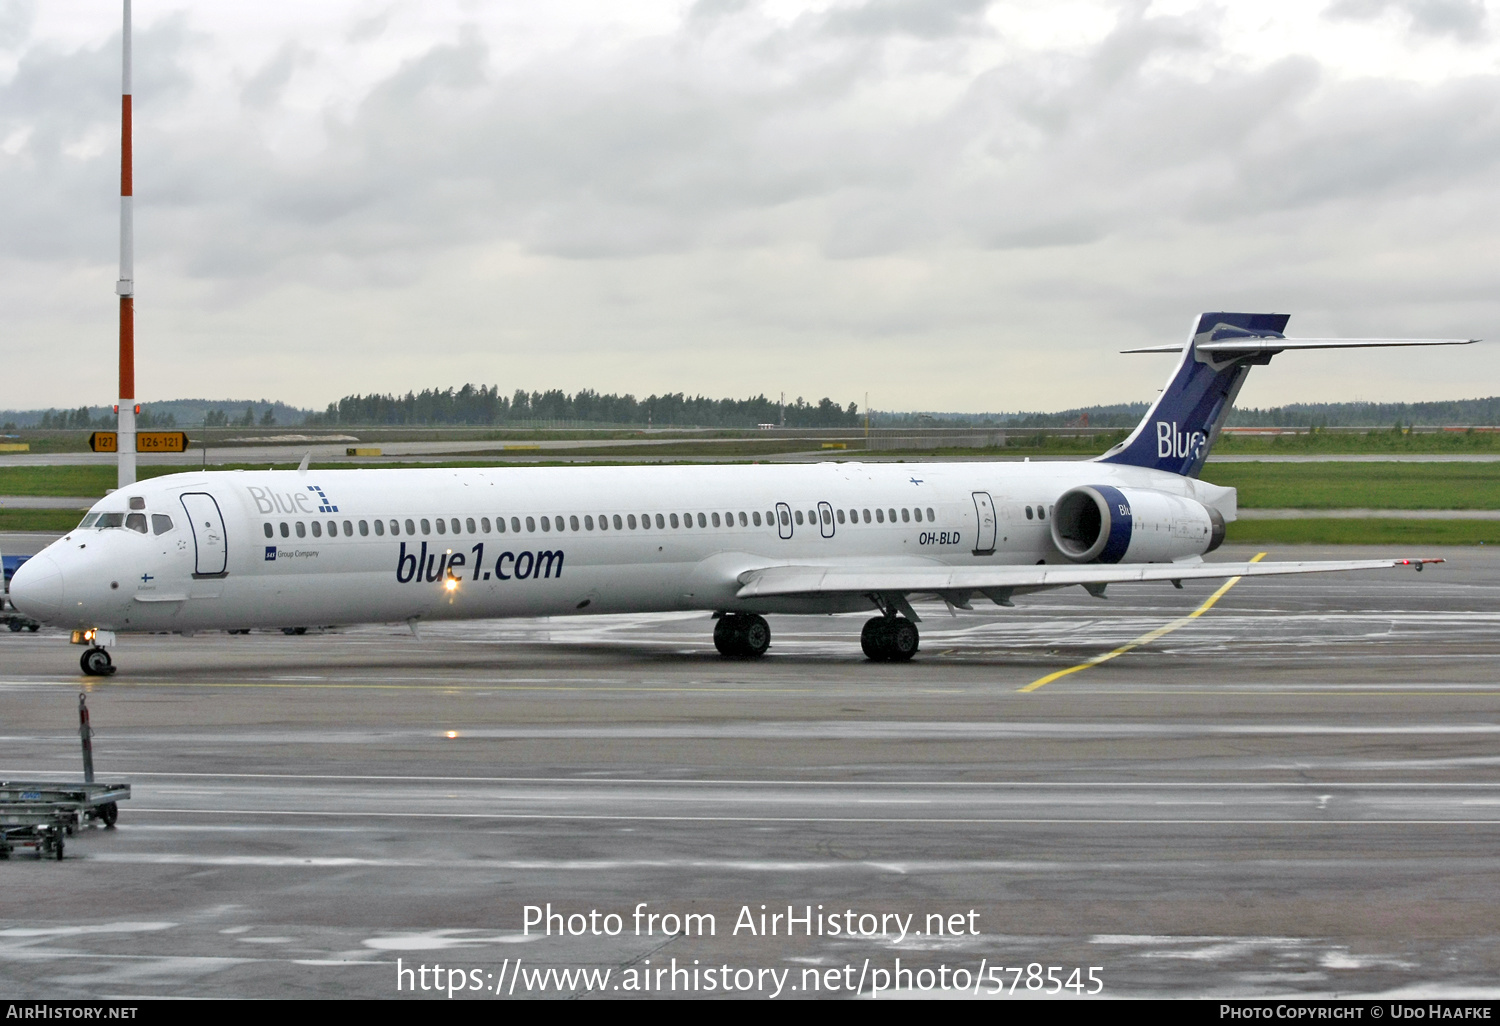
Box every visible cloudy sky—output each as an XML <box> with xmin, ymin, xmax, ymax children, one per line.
<box><xmin>0</xmin><ymin>0</ymin><xmax>1497</xmax><ymax>414</ymax></box>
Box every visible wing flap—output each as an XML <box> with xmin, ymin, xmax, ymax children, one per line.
<box><xmin>735</xmin><ymin>559</ymin><xmax>1439</xmax><ymax>599</ymax></box>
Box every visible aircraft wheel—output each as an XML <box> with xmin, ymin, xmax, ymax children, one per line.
<box><xmin>740</xmin><ymin>615</ymin><xmax>770</xmax><ymax>658</ymax></box>
<box><xmin>80</xmin><ymin>647</ymin><xmax>115</xmax><ymax>677</ymax></box>
<box><xmin>713</xmin><ymin>616</ymin><xmax>742</xmax><ymax>657</ymax></box>
<box><xmin>861</xmin><ymin>617</ymin><xmax>890</xmax><ymax>661</ymax></box>
<box><xmin>887</xmin><ymin>617</ymin><xmax>919</xmax><ymax>662</ymax></box>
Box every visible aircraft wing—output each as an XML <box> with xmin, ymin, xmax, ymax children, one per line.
<box><xmin>736</xmin><ymin>557</ymin><xmax>1440</xmax><ymax>604</ymax></box>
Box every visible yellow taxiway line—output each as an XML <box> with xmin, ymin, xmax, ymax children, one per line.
<box><xmin>1019</xmin><ymin>551</ymin><xmax>1268</xmax><ymax>693</ymax></box>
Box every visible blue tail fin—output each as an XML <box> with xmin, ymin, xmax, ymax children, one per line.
<box><xmin>1098</xmin><ymin>312</ymin><xmax>1289</xmax><ymax>478</ymax></box>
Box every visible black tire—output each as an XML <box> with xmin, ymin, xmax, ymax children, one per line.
<box><xmin>712</xmin><ymin>616</ymin><xmax>741</xmax><ymax>657</ymax></box>
<box><xmin>80</xmin><ymin>647</ymin><xmax>114</xmax><ymax>676</ymax></box>
<box><xmin>740</xmin><ymin>615</ymin><xmax>770</xmax><ymax>658</ymax></box>
<box><xmin>861</xmin><ymin>617</ymin><xmax>890</xmax><ymax>661</ymax></box>
<box><xmin>26</xmin><ymin>623</ymin><xmax>38</xmax><ymax>632</ymax></box>
<box><xmin>888</xmin><ymin>617</ymin><xmax>919</xmax><ymax>661</ymax></box>
<box><xmin>53</xmin><ymin>837</ymin><xmax>64</xmax><ymax>861</ymax></box>
<box><xmin>7</xmin><ymin>620</ymin><xmax>21</xmax><ymax>632</ymax></box>
<box><xmin>98</xmin><ymin>802</ymin><xmax>119</xmax><ymax>828</ymax></box>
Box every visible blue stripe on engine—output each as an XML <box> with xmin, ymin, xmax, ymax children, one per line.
<box><xmin>1093</xmin><ymin>485</ymin><xmax>1133</xmax><ymax>563</ymax></box>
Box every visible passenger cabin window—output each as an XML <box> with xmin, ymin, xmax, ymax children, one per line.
<box><xmin>312</xmin><ymin>522</ymin><xmax>322</xmax><ymax>538</ymax></box>
<box><xmin>405</xmin><ymin>519</ymin><xmax>416</xmax><ymax>535</ymax></box>
<box><xmin>452</xmin><ymin>518</ymin><xmax>461</xmax><ymax>534</ymax></box>
<box><xmin>525</xmin><ymin>516</ymin><xmax>535</xmax><ymax>532</ymax></box>
<box><xmin>711</xmin><ymin>513</ymin><xmax>720</xmax><ymax>527</ymax></box>
<box><xmin>467</xmin><ymin>518</ymin><xmax>477</xmax><ymax>533</ymax></box>
<box><xmin>913</xmin><ymin>508</ymin><xmax>922</xmax><ymax>522</ymax></box>
<box><xmin>670</xmin><ymin>513</ymin><xmax>679</xmax><ymax>528</ymax></box>
<box><xmin>480</xmin><ymin>518</ymin><xmax>490</xmax><ymax>533</ymax></box>
<box><xmin>875</xmin><ymin>509</ymin><xmax>884</xmax><ymax>523</ymax></box>
<box><xmin>541</xmin><ymin>517</ymin><xmax>551</xmax><ymax>532</ymax></box>
<box><xmin>739</xmin><ymin>512</ymin><xmax>748</xmax><ymax>526</ymax></box>
<box><xmin>153</xmin><ymin>514</ymin><xmax>173</xmax><ymax>535</ymax></box>
<box><xmin>901</xmin><ymin>508</ymin><xmax>909</xmax><ymax>523</ymax></box>
<box><xmin>614</xmin><ymin>514</ymin><xmax>624</xmax><ymax>530</ymax></box>
<box><xmin>1025</xmin><ymin>506</ymin><xmax>1033</xmax><ymax>520</ymax></box>
<box><xmin>436</xmin><ymin>518</ymin><xmax>446</xmax><ymax>534</ymax></box>
<box><xmin>628</xmin><ymin>514</ymin><xmax>637</xmax><ymax>529</ymax></box>
<box><xmin>655</xmin><ymin>514</ymin><xmax>665</xmax><ymax>529</ymax></box>
<box><xmin>374</xmin><ymin>520</ymin><xmax>384</xmax><ymax>536</ymax></box>
<box><xmin>570</xmin><ymin>515</ymin><xmax>580</xmax><ymax>531</ymax></box>
<box><xmin>927</xmin><ymin>507</ymin><xmax>936</xmax><ymax>520</ymax></box>
<box><xmin>1037</xmin><ymin>506</ymin><xmax>1046</xmax><ymax>521</ymax></box>
<box><xmin>863</xmin><ymin>509</ymin><xmax>872</xmax><ymax>523</ymax></box>
<box><xmin>263</xmin><ymin>523</ymin><xmax>273</xmax><ymax>538</ymax></box>
<box><xmin>344</xmin><ymin>520</ymin><xmax>353</xmax><ymax>535</ymax></box>
<box><xmin>361</xmin><ymin>521</ymin><xmax>371</xmax><ymax>536</ymax></box>
<box><xmin>280</xmin><ymin>523</ymin><xmax>290</xmax><ymax>538</ymax></box>
<box><xmin>296</xmin><ymin>522</ymin><xmax>307</xmax><ymax>538</ymax></box>
<box><xmin>125</xmin><ymin>512</ymin><xmax>147</xmax><ymax>533</ymax></box>
<box><xmin>794</xmin><ymin>510</ymin><xmax>803</xmax><ymax>525</ymax></box>
<box><xmin>753</xmin><ymin>512</ymin><xmax>762</xmax><ymax>526</ymax></box>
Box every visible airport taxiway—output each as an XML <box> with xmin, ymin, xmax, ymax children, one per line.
<box><xmin>2</xmin><ymin>544</ymin><xmax>1499</xmax><ymax>999</ymax></box>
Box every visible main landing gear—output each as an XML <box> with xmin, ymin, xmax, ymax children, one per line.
<box><xmin>80</xmin><ymin>647</ymin><xmax>115</xmax><ymax>677</ymax></box>
<box><xmin>861</xmin><ymin>616</ymin><xmax>919</xmax><ymax>662</ymax></box>
<box><xmin>713</xmin><ymin>613</ymin><xmax>771</xmax><ymax>659</ymax></box>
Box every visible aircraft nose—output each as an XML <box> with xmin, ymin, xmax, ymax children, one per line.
<box><xmin>9</xmin><ymin>554</ymin><xmax>63</xmax><ymax>620</ymax></box>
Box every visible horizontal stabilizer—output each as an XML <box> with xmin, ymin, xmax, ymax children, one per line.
<box><xmin>736</xmin><ymin>558</ymin><xmax>1441</xmax><ymax>600</ymax></box>
<box><xmin>1123</xmin><ymin>338</ymin><xmax>1476</xmax><ymax>354</ymax></box>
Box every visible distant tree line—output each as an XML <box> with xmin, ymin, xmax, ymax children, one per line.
<box><xmin>34</xmin><ymin>406</ymin><xmax>176</xmax><ymax>429</ymax></box>
<box><xmin>305</xmin><ymin>385</ymin><xmax>861</xmax><ymax>428</ymax></box>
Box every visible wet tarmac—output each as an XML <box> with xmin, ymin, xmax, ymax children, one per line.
<box><xmin>2</xmin><ymin>544</ymin><xmax>1498</xmax><ymax>999</ymax></box>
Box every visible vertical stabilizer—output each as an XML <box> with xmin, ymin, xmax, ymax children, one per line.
<box><xmin>1097</xmin><ymin>312</ymin><xmax>1288</xmax><ymax>478</ymax></box>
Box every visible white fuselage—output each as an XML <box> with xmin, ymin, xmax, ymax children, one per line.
<box><xmin>22</xmin><ymin>460</ymin><xmax>1235</xmax><ymax>633</ymax></box>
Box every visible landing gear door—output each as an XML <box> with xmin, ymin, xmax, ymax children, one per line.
<box><xmin>180</xmin><ymin>493</ymin><xmax>228</xmax><ymax>577</ymax></box>
<box><xmin>817</xmin><ymin>501</ymin><xmax>835</xmax><ymax>539</ymax></box>
<box><xmin>775</xmin><ymin>502</ymin><xmax>793</xmax><ymax>540</ymax></box>
<box><xmin>971</xmin><ymin>491</ymin><xmax>997</xmax><ymax>556</ymax></box>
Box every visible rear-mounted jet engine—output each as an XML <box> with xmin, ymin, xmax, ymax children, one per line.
<box><xmin>1050</xmin><ymin>485</ymin><xmax>1225</xmax><ymax>564</ymax></box>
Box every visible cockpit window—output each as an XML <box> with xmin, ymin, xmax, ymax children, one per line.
<box><xmin>79</xmin><ymin>513</ymin><xmax>101</xmax><ymax>529</ymax></box>
<box><xmin>152</xmin><ymin>514</ymin><xmax>173</xmax><ymax>535</ymax></box>
<box><xmin>125</xmin><ymin>513</ymin><xmax>148</xmax><ymax>534</ymax></box>
<box><xmin>95</xmin><ymin>512</ymin><xmax>125</xmax><ymax>529</ymax></box>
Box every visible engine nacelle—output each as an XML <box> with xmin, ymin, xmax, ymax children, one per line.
<box><xmin>1050</xmin><ymin>485</ymin><xmax>1225</xmax><ymax>563</ymax></box>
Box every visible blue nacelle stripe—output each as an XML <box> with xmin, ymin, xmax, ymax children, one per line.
<box><xmin>1093</xmin><ymin>485</ymin><xmax>1133</xmax><ymax>564</ymax></box>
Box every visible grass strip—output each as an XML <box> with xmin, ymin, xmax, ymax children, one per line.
<box><xmin>1225</xmin><ymin>518</ymin><xmax>1500</xmax><ymax>546</ymax></box>
<box><xmin>0</xmin><ymin>509</ymin><xmax>85</xmax><ymax>532</ymax></box>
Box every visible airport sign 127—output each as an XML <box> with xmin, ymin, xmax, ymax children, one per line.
<box><xmin>89</xmin><ymin>431</ymin><xmax>190</xmax><ymax>453</ymax></box>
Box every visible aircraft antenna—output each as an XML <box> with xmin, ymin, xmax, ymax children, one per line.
<box><xmin>116</xmin><ymin>0</ymin><xmax>136</xmax><ymax>487</ymax></box>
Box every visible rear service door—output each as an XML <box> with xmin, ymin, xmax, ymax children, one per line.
<box><xmin>180</xmin><ymin>493</ymin><xmax>228</xmax><ymax>577</ymax></box>
<box><xmin>971</xmin><ymin>491</ymin><xmax>997</xmax><ymax>556</ymax></box>
<box><xmin>817</xmin><ymin>501</ymin><xmax>835</xmax><ymax>539</ymax></box>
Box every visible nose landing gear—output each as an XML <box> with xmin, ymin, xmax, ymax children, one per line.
<box><xmin>861</xmin><ymin>616</ymin><xmax>919</xmax><ymax>662</ymax></box>
<box><xmin>80</xmin><ymin>647</ymin><xmax>115</xmax><ymax>677</ymax></box>
<box><xmin>713</xmin><ymin>613</ymin><xmax>771</xmax><ymax>659</ymax></box>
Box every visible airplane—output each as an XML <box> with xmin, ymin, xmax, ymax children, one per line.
<box><xmin>7</xmin><ymin>312</ymin><xmax>1475</xmax><ymax>676</ymax></box>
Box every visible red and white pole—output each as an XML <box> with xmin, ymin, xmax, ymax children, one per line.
<box><xmin>116</xmin><ymin>0</ymin><xmax>135</xmax><ymax>487</ymax></box>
